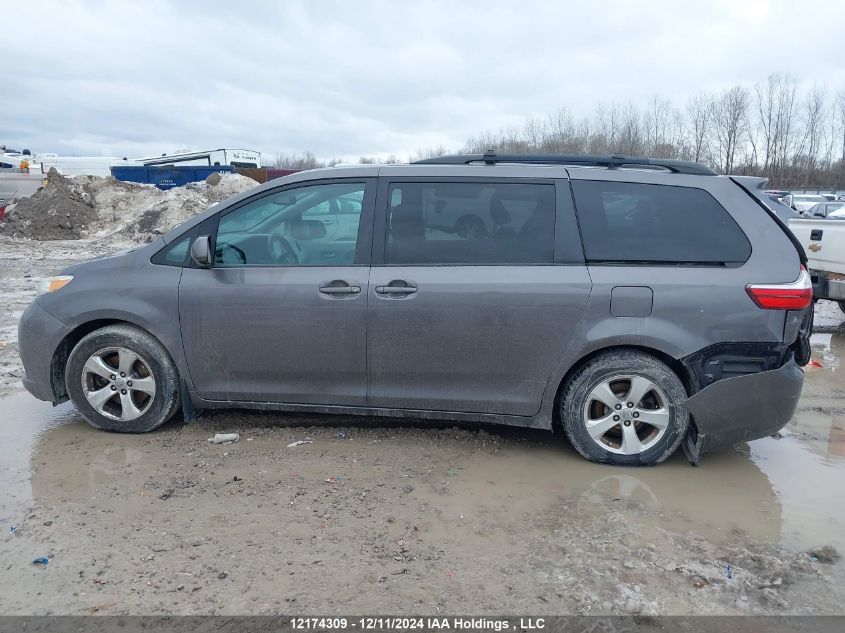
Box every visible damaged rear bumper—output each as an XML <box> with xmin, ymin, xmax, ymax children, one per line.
<box><xmin>682</xmin><ymin>358</ymin><xmax>804</xmax><ymax>464</ymax></box>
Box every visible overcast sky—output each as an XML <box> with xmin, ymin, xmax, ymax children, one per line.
<box><xmin>3</xmin><ymin>0</ymin><xmax>845</xmax><ymax>161</ymax></box>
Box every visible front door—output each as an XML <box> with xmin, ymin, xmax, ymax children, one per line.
<box><xmin>179</xmin><ymin>179</ymin><xmax>374</xmax><ymax>404</ymax></box>
<box><xmin>367</xmin><ymin>179</ymin><xmax>591</xmax><ymax>416</ymax></box>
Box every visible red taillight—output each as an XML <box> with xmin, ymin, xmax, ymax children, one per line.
<box><xmin>746</xmin><ymin>266</ymin><xmax>813</xmax><ymax>310</ymax></box>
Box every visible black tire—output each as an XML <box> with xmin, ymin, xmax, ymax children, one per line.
<box><xmin>65</xmin><ymin>324</ymin><xmax>180</xmax><ymax>433</ymax></box>
<box><xmin>560</xmin><ymin>350</ymin><xmax>689</xmax><ymax>466</ymax></box>
<box><xmin>838</xmin><ymin>301</ymin><xmax>845</xmax><ymax>315</ymax></box>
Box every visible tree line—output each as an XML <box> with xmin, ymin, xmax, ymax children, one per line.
<box><xmin>273</xmin><ymin>73</ymin><xmax>845</xmax><ymax>190</ymax></box>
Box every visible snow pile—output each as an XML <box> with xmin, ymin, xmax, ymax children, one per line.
<box><xmin>0</xmin><ymin>169</ymin><xmax>99</xmax><ymax>240</ymax></box>
<box><xmin>0</xmin><ymin>170</ymin><xmax>258</xmax><ymax>242</ymax></box>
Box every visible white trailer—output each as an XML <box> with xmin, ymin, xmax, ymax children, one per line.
<box><xmin>138</xmin><ymin>148</ymin><xmax>261</xmax><ymax>168</ymax></box>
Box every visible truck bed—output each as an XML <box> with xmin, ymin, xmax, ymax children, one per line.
<box><xmin>789</xmin><ymin>218</ymin><xmax>845</xmax><ymax>275</ymax></box>
<box><xmin>789</xmin><ymin>218</ymin><xmax>845</xmax><ymax>302</ymax></box>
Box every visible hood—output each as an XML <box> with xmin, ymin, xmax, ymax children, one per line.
<box><xmin>59</xmin><ymin>237</ymin><xmax>165</xmax><ymax>275</ymax></box>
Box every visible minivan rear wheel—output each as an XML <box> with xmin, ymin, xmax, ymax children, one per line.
<box><xmin>560</xmin><ymin>350</ymin><xmax>689</xmax><ymax>466</ymax></box>
<box><xmin>65</xmin><ymin>324</ymin><xmax>180</xmax><ymax>433</ymax></box>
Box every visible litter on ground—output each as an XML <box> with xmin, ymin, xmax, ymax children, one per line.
<box><xmin>208</xmin><ymin>433</ymin><xmax>240</xmax><ymax>444</ymax></box>
<box><xmin>287</xmin><ymin>439</ymin><xmax>314</xmax><ymax>448</ymax></box>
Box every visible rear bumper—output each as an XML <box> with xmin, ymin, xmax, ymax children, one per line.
<box><xmin>827</xmin><ymin>279</ymin><xmax>845</xmax><ymax>300</ymax></box>
<box><xmin>682</xmin><ymin>357</ymin><xmax>804</xmax><ymax>464</ymax></box>
<box><xmin>810</xmin><ymin>269</ymin><xmax>845</xmax><ymax>300</ymax></box>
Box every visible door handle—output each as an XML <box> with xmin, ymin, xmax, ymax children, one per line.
<box><xmin>319</xmin><ymin>282</ymin><xmax>361</xmax><ymax>296</ymax></box>
<box><xmin>375</xmin><ymin>284</ymin><xmax>418</xmax><ymax>295</ymax></box>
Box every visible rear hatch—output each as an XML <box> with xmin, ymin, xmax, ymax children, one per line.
<box><xmin>731</xmin><ymin>176</ymin><xmax>813</xmax><ymax>365</ymax></box>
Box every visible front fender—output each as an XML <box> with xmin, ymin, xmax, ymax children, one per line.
<box><xmin>36</xmin><ymin>259</ymin><xmax>192</xmax><ymax>392</ymax></box>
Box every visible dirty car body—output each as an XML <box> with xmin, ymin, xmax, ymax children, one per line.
<box><xmin>18</xmin><ymin>155</ymin><xmax>813</xmax><ymax>466</ymax></box>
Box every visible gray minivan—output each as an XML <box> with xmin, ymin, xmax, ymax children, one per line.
<box><xmin>18</xmin><ymin>153</ymin><xmax>814</xmax><ymax>466</ymax></box>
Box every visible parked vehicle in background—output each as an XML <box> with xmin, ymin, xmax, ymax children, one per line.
<box><xmin>3</xmin><ymin>147</ymin><xmax>260</xmax><ymax>178</ymax></box>
<box><xmin>820</xmin><ymin>194</ymin><xmax>837</xmax><ymax>201</ymax></box>
<box><xmin>783</xmin><ymin>193</ymin><xmax>827</xmax><ymax>215</ymax></box>
<box><xmin>734</xmin><ymin>176</ymin><xmax>801</xmax><ymax>223</ymax></box>
<box><xmin>138</xmin><ymin>148</ymin><xmax>261</xmax><ymax>169</ymax></box>
<box><xmin>806</xmin><ymin>201</ymin><xmax>845</xmax><ymax>218</ymax></box>
<box><xmin>18</xmin><ymin>153</ymin><xmax>813</xmax><ymax>467</ymax></box>
<box><xmin>1</xmin><ymin>149</ymin><xmax>46</xmax><ymax>204</ymax></box>
<box><xmin>37</xmin><ymin>154</ymin><xmax>141</xmax><ymax>177</ymax></box>
<box><xmin>765</xmin><ymin>190</ymin><xmax>789</xmax><ymax>201</ymax></box>
<box><xmin>789</xmin><ymin>216</ymin><xmax>845</xmax><ymax>314</ymax></box>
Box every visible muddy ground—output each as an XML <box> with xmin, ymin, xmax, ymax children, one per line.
<box><xmin>1</xmin><ymin>236</ymin><xmax>844</xmax><ymax>616</ymax></box>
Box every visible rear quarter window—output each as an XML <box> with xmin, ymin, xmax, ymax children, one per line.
<box><xmin>572</xmin><ymin>181</ymin><xmax>751</xmax><ymax>264</ymax></box>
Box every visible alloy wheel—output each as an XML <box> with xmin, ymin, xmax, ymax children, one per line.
<box><xmin>583</xmin><ymin>375</ymin><xmax>670</xmax><ymax>455</ymax></box>
<box><xmin>81</xmin><ymin>347</ymin><xmax>156</xmax><ymax>421</ymax></box>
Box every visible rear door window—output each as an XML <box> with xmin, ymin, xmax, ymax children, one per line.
<box><xmin>385</xmin><ymin>182</ymin><xmax>555</xmax><ymax>264</ymax></box>
<box><xmin>571</xmin><ymin>181</ymin><xmax>751</xmax><ymax>264</ymax></box>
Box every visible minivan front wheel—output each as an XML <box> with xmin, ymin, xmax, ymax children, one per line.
<box><xmin>560</xmin><ymin>350</ymin><xmax>689</xmax><ymax>466</ymax></box>
<box><xmin>65</xmin><ymin>324</ymin><xmax>180</xmax><ymax>433</ymax></box>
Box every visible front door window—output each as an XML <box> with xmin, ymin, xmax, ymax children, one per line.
<box><xmin>215</xmin><ymin>182</ymin><xmax>366</xmax><ymax>267</ymax></box>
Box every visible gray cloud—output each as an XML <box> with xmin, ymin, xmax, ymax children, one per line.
<box><xmin>3</xmin><ymin>0</ymin><xmax>845</xmax><ymax>161</ymax></box>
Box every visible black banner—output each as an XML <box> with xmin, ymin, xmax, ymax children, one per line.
<box><xmin>1</xmin><ymin>617</ymin><xmax>844</xmax><ymax>633</ymax></box>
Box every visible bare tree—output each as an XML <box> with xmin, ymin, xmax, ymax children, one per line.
<box><xmin>618</xmin><ymin>103</ymin><xmax>645</xmax><ymax>155</ymax></box>
<box><xmin>272</xmin><ymin>151</ymin><xmax>324</xmax><ymax>169</ymax></box>
<box><xmin>275</xmin><ymin>73</ymin><xmax>845</xmax><ymax>189</ymax></box>
<box><xmin>754</xmin><ymin>74</ymin><xmax>781</xmax><ymax>172</ymax></box>
<box><xmin>837</xmin><ymin>90</ymin><xmax>845</xmax><ymax>165</ymax></box>
<box><xmin>687</xmin><ymin>92</ymin><xmax>713</xmax><ymax>163</ymax></box>
<box><xmin>795</xmin><ymin>86</ymin><xmax>826</xmax><ymax>186</ymax></box>
<box><xmin>644</xmin><ymin>96</ymin><xmax>672</xmax><ymax>155</ymax></box>
<box><xmin>593</xmin><ymin>102</ymin><xmax>621</xmax><ymax>154</ymax></box>
<box><xmin>409</xmin><ymin>145</ymin><xmax>450</xmax><ymax>162</ymax></box>
<box><xmin>774</xmin><ymin>75</ymin><xmax>800</xmax><ymax>183</ymax></box>
<box><xmin>712</xmin><ymin>86</ymin><xmax>750</xmax><ymax>173</ymax></box>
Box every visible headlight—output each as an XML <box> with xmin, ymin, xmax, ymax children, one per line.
<box><xmin>36</xmin><ymin>275</ymin><xmax>73</xmax><ymax>296</ymax></box>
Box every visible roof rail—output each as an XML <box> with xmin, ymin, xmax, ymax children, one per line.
<box><xmin>412</xmin><ymin>152</ymin><xmax>718</xmax><ymax>176</ymax></box>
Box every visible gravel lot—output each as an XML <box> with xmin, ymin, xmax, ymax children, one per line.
<box><xmin>1</xmin><ymin>236</ymin><xmax>844</xmax><ymax>616</ymax></box>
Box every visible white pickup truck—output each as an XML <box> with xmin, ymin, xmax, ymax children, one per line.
<box><xmin>788</xmin><ymin>218</ymin><xmax>845</xmax><ymax>314</ymax></box>
<box><xmin>0</xmin><ymin>152</ymin><xmax>46</xmax><ymax>208</ymax></box>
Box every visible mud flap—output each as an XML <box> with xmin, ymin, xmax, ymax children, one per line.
<box><xmin>681</xmin><ymin>358</ymin><xmax>804</xmax><ymax>465</ymax></box>
<box><xmin>683</xmin><ymin>427</ymin><xmax>705</xmax><ymax>466</ymax></box>
<box><xmin>180</xmin><ymin>379</ymin><xmax>202</xmax><ymax>423</ymax></box>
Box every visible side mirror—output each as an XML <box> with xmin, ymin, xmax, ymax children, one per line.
<box><xmin>190</xmin><ymin>235</ymin><xmax>212</xmax><ymax>267</ymax></box>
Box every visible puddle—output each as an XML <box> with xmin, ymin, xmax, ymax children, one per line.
<box><xmin>0</xmin><ymin>334</ymin><xmax>844</xmax><ymax>555</ymax></box>
<box><xmin>0</xmin><ymin>395</ymin><xmax>75</xmax><ymax>524</ymax></box>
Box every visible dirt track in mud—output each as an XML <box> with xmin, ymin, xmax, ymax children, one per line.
<box><xmin>1</xmin><ymin>237</ymin><xmax>844</xmax><ymax>615</ymax></box>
